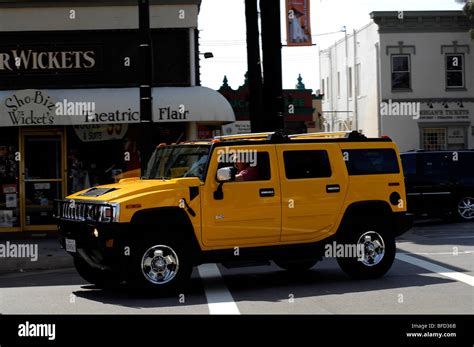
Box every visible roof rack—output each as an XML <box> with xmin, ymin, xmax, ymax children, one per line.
<box><xmin>288</xmin><ymin>131</ymin><xmax>363</xmax><ymax>140</ymax></box>
<box><xmin>213</xmin><ymin>132</ymin><xmax>276</xmax><ymax>141</ymax></box>
<box><xmin>214</xmin><ymin>130</ymin><xmax>366</xmax><ymax>142</ymax></box>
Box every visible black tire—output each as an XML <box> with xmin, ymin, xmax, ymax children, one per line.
<box><xmin>274</xmin><ymin>259</ymin><xmax>318</xmax><ymax>272</ymax></box>
<box><xmin>126</xmin><ymin>235</ymin><xmax>193</xmax><ymax>296</ymax></box>
<box><xmin>454</xmin><ymin>196</ymin><xmax>474</xmax><ymax>222</ymax></box>
<box><xmin>74</xmin><ymin>257</ymin><xmax>121</xmax><ymax>288</ymax></box>
<box><xmin>336</xmin><ymin>222</ymin><xmax>395</xmax><ymax>280</ymax></box>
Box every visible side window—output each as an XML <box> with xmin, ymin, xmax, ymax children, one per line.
<box><xmin>446</xmin><ymin>54</ymin><xmax>464</xmax><ymax>89</ymax></box>
<box><xmin>420</xmin><ymin>154</ymin><xmax>451</xmax><ymax>177</ymax></box>
<box><xmin>343</xmin><ymin>149</ymin><xmax>400</xmax><ymax>175</ymax></box>
<box><xmin>453</xmin><ymin>153</ymin><xmax>474</xmax><ymax>180</ymax></box>
<box><xmin>401</xmin><ymin>154</ymin><xmax>417</xmax><ymax>176</ymax></box>
<box><xmin>391</xmin><ymin>54</ymin><xmax>411</xmax><ymax>90</ymax></box>
<box><xmin>216</xmin><ymin>151</ymin><xmax>271</xmax><ymax>182</ymax></box>
<box><xmin>283</xmin><ymin>150</ymin><xmax>332</xmax><ymax>179</ymax></box>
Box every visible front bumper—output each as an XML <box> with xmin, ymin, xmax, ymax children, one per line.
<box><xmin>57</xmin><ymin>220</ymin><xmax>130</xmax><ymax>271</ymax></box>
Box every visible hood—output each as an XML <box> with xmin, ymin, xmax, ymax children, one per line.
<box><xmin>66</xmin><ymin>177</ymin><xmax>200</xmax><ymax>202</ymax></box>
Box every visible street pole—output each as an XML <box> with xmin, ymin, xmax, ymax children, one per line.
<box><xmin>245</xmin><ymin>0</ymin><xmax>264</xmax><ymax>133</ymax></box>
<box><xmin>260</xmin><ymin>0</ymin><xmax>284</xmax><ymax>132</ymax></box>
<box><xmin>138</xmin><ymin>0</ymin><xmax>154</xmax><ymax>175</ymax></box>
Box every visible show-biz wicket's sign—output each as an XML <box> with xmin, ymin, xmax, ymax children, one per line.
<box><xmin>0</xmin><ymin>87</ymin><xmax>235</xmax><ymax>126</ymax></box>
<box><xmin>0</xmin><ymin>89</ymin><xmax>139</xmax><ymax>126</ymax></box>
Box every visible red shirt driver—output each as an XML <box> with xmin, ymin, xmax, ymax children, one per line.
<box><xmin>235</xmin><ymin>162</ymin><xmax>259</xmax><ymax>181</ymax></box>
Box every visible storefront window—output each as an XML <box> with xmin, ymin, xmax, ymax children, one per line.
<box><xmin>67</xmin><ymin>125</ymin><xmax>140</xmax><ymax>194</ymax></box>
<box><xmin>66</xmin><ymin>123</ymin><xmax>189</xmax><ymax>194</ymax></box>
<box><xmin>421</xmin><ymin>128</ymin><xmax>447</xmax><ymax>151</ymax></box>
<box><xmin>0</xmin><ymin>129</ymin><xmax>19</xmax><ymax>228</ymax></box>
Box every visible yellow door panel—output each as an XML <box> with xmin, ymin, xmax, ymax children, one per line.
<box><xmin>277</xmin><ymin>143</ymin><xmax>348</xmax><ymax>243</ymax></box>
<box><xmin>201</xmin><ymin>145</ymin><xmax>281</xmax><ymax>248</ymax></box>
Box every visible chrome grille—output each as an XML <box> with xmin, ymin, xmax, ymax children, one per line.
<box><xmin>55</xmin><ymin>200</ymin><xmax>101</xmax><ymax>222</ymax></box>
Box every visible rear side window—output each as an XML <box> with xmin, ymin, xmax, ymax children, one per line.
<box><xmin>343</xmin><ymin>149</ymin><xmax>400</xmax><ymax>175</ymax></box>
<box><xmin>401</xmin><ymin>154</ymin><xmax>417</xmax><ymax>176</ymax></box>
<box><xmin>283</xmin><ymin>150</ymin><xmax>332</xmax><ymax>179</ymax></box>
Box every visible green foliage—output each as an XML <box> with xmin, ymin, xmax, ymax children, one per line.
<box><xmin>462</xmin><ymin>1</ymin><xmax>474</xmax><ymax>39</ymax></box>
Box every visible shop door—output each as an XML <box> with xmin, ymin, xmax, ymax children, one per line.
<box><xmin>20</xmin><ymin>129</ymin><xmax>66</xmax><ymax>231</ymax></box>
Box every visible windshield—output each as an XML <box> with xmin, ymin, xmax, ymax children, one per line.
<box><xmin>143</xmin><ymin>145</ymin><xmax>210</xmax><ymax>180</ymax></box>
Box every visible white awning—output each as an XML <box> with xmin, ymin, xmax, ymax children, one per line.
<box><xmin>0</xmin><ymin>87</ymin><xmax>235</xmax><ymax>127</ymax></box>
<box><xmin>152</xmin><ymin>86</ymin><xmax>235</xmax><ymax>123</ymax></box>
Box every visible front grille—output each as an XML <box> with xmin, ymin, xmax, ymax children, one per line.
<box><xmin>54</xmin><ymin>200</ymin><xmax>101</xmax><ymax>222</ymax></box>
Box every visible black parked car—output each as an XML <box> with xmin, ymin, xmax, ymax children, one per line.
<box><xmin>400</xmin><ymin>150</ymin><xmax>474</xmax><ymax>221</ymax></box>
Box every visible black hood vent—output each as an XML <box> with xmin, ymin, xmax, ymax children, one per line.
<box><xmin>79</xmin><ymin>187</ymin><xmax>118</xmax><ymax>197</ymax></box>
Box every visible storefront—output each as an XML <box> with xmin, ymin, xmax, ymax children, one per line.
<box><xmin>381</xmin><ymin>99</ymin><xmax>473</xmax><ymax>152</ymax></box>
<box><xmin>0</xmin><ymin>0</ymin><xmax>234</xmax><ymax>232</ymax></box>
<box><xmin>0</xmin><ymin>86</ymin><xmax>233</xmax><ymax>233</ymax></box>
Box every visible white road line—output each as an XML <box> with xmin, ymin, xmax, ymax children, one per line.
<box><xmin>197</xmin><ymin>264</ymin><xmax>240</xmax><ymax>315</ymax></box>
<box><xmin>396</xmin><ymin>253</ymin><xmax>474</xmax><ymax>287</ymax></box>
<box><xmin>399</xmin><ymin>251</ymin><xmax>474</xmax><ymax>256</ymax></box>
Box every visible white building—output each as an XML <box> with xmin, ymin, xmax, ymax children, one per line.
<box><xmin>319</xmin><ymin>11</ymin><xmax>473</xmax><ymax>151</ymax></box>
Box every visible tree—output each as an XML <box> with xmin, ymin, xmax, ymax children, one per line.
<box><xmin>457</xmin><ymin>0</ymin><xmax>474</xmax><ymax>38</ymax></box>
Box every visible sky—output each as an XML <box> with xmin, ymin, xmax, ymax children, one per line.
<box><xmin>198</xmin><ymin>0</ymin><xmax>465</xmax><ymax>92</ymax></box>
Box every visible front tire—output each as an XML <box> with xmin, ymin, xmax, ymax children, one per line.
<box><xmin>126</xmin><ymin>237</ymin><xmax>193</xmax><ymax>295</ymax></box>
<box><xmin>336</xmin><ymin>223</ymin><xmax>395</xmax><ymax>279</ymax></box>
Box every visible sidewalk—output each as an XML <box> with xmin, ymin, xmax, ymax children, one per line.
<box><xmin>0</xmin><ymin>235</ymin><xmax>73</xmax><ymax>274</ymax></box>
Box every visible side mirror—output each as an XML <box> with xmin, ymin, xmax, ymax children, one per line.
<box><xmin>216</xmin><ymin>167</ymin><xmax>235</xmax><ymax>182</ymax></box>
<box><xmin>214</xmin><ymin>167</ymin><xmax>235</xmax><ymax>200</ymax></box>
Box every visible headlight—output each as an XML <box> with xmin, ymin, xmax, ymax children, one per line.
<box><xmin>98</xmin><ymin>203</ymin><xmax>120</xmax><ymax>223</ymax></box>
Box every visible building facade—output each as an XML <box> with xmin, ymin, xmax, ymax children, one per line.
<box><xmin>218</xmin><ymin>74</ymin><xmax>318</xmax><ymax>135</ymax></box>
<box><xmin>319</xmin><ymin>11</ymin><xmax>473</xmax><ymax>152</ymax></box>
<box><xmin>0</xmin><ymin>0</ymin><xmax>234</xmax><ymax>233</ymax></box>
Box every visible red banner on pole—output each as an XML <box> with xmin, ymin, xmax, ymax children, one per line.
<box><xmin>286</xmin><ymin>0</ymin><xmax>312</xmax><ymax>46</ymax></box>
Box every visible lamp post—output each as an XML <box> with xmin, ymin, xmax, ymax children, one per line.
<box><xmin>138</xmin><ymin>0</ymin><xmax>154</xmax><ymax>175</ymax></box>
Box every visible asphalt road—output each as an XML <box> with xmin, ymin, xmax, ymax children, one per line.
<box><xmin>0</xmin><ymin>220</ymin><xmax>472</xmax><ymax>315</ymax></box>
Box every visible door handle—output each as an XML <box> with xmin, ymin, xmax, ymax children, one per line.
<box><xmin>259</xmin><ymin>188</ymin><xmax>275</xmax><ymax>197</ymax></box>
<box><xmin>326</xmin><ymin>184</ymin><xmax>340</xmax><ymax>193</ymax></box>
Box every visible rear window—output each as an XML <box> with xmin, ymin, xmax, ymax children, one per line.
<box><xmin>343</xmin><ymin>149</ymin><xmax>400</xmax><ymax>175</ymax></box>
<box><xmin>283</xmin><ymin>150</ymin><xmax>332</xmax><ymax>179</ymax></box>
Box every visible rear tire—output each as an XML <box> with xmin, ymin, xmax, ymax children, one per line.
<box><xmin>126</xmin><ymin>235</ymin><xmax>193</xmax><ymax>296</ymax></box>
<box><xmin>74</xmin><ymin>257</ymin><xmax>121</xmax><ymax>288</ymax></box>
<box><xmin>274</xmin><ymin>259</ymin><xmax>318</xmax><ymax>272</ymax></box>
<box><xmin>336</xmin><ymin>222</ymin><xmax>395</xmax><ymax>279</ymax></box>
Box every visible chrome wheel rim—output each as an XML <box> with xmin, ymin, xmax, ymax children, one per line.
<box><xmin>458</xmin><ymin>197</ymin><xmax>474</xmax><ymax>220</ymax></box>
<box><xmin>357</xmin><ymin>231</ymin><xmax>385</xmax><ymax>267</ymax></box>
<box><xmin>141</xmin><ymin>245</ymin><xmax>179</xmax><ymax>285</ymax></box>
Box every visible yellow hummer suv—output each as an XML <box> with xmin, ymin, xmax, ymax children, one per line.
<box><xmin>55</xmin><ymin>131</ymin><xmax>412</xmax><ymax>294</ymax></box>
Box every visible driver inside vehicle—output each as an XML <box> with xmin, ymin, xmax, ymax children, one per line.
<box><xmin>235</xmin><ymin>160</ymin><xmax>259</xmax><ymax>182</ymax></box>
